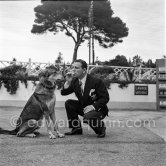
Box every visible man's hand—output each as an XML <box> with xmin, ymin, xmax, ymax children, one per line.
<box><xmin>83</xmin><ymin>105</ymin><xmax>95</xmax><ymax>114</ymax></box>
<box><xmin>64</xmin><ymin>71</ymin><xmax>74</xmax><ymax>88</ymax></box>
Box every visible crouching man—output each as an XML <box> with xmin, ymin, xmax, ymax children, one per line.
<box><xmin>61</xmin><ymin>59</ymin><xmax>110</xmax><ymax>138</ymax></box>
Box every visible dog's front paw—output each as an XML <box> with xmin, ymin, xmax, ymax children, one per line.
<box><xmin>16</xmin><ymin>132</ymin><xmax>23</xmax><ymax>137</ymax></box>
<box><xmin>49</xmin><ymin>133</ymin><xmax>56</xmax><ymax>139</ymax></box>
<box><xmin>58</xmin><ymin>133</ymin><xmax>65</xmax><ymax>138</ymax></box>
<box><xmin>29</xmin><ymin>133</ymin><xmax>37</xmax><ymax>138</ymax></box>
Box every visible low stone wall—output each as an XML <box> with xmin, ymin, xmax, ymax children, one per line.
<box><xmin>0</xmin><ymin>81</ymin><xmax>156</xmax><ymax>110</ymax></box>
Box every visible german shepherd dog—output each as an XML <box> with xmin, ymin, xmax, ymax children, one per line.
<box><xmin>0</xmin><ymin>67</ymin><xmax>65</xmax><ymax>139</ymax></box>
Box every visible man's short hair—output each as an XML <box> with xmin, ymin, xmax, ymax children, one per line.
<box><xmin>74</xmin><ymin>59</ymin><xmax>87</xmax><ymax>70</ymax></box>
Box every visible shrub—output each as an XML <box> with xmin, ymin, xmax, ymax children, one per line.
<box><xmin>0</xmin><ymin>65</ymin><xmax>29</xmax><ymax>94</ymax></box>
<box><xmin>89</xmin><ymin>66</ymin><xmax>129</xmax><ymax>89</ymax></box>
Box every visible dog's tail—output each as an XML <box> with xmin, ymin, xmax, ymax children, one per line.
<box><xmin>0</xmin><ymin>127</ymin><xmax>17</xmax><ymax>135</ymax></box>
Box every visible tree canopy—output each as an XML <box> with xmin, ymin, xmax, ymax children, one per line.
<box><xmin>102</xmin><ymin>55</ymin><xmax>156</xmax><ymax>68</ymax></box>
<box><xmin>31</xmin><ymin>0</ymin><xmax>129</xmax><ymax>62</ymax></box>
<box><xmin>132</xmin><ymin>55</ymin><xmax>142</xmax><ymax>66</ymax></box>
<box><xmin>103</xmin><ymin>55</ymin><xmax>129</xmax><ymax>66</ymax></box>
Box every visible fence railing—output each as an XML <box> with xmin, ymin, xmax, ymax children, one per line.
<box><xmin>0</xmin><ymin>59</ymin><xmax>156</xmax><ymax>82</ymax></box>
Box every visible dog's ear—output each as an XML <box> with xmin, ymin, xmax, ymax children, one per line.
<box><xmin>46</xmin><ymin>65</ymin><xmax>58</xmax><ymax>71</ymax></box>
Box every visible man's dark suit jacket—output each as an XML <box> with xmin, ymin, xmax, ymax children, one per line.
<box><xmin>61</xmin><ymin>74</ymin><xmax>110</xmax><ymax>116</ymax></box>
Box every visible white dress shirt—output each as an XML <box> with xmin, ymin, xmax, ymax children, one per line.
<box><xmin>79</xmin><ymin>74</ymin><xmax>87</xmax><ymax>93</ymax></box>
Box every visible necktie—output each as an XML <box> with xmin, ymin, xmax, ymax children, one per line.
<box><xmin>79</xmin><ymin>81</ymin><xmax>84</xmax><ymax>95</ymax></box>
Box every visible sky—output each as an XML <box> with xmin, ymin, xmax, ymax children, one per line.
<box><xmin>0</xmin><ymin>0</ymin><xmax>165</xmax><ymax>63</ymax></box>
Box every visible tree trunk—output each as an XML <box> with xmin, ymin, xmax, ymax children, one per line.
<box><xmin>92</xmin><ymin>33</ymin><xmax>95</xmax><ymax>65</ymax></box>
<box><xmin>72</xmin><ymin>44</ymin><xmax>79</xmax><ymax>62</ymax></box>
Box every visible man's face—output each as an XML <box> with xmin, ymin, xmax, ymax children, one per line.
<box><xmin>71</xmin><ymin>62</ymin><xmax>86</xmax><ymax>79</ymax></box>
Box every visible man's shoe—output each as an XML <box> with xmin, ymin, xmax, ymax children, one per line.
<box><xmin>97</xmin><ymin>127</ymin><xmax>106</xmax><ymax>138</ymax></box>
<box><xmin>65</xmin><ymin>128</ymin><xmax>83</xmax><ymax>135</ymax></box>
